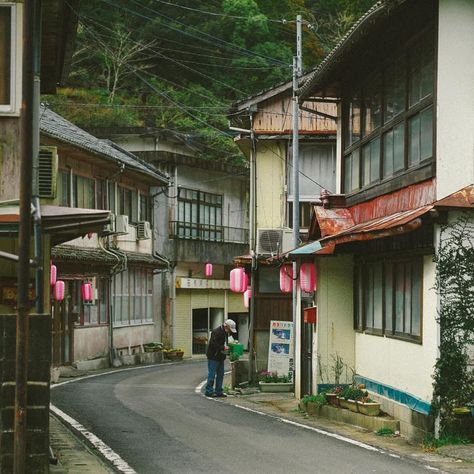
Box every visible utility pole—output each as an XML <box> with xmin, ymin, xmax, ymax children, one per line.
<box><xmin>14</xmin><ymin>0</ymin><xmax>39</xmax><ymax>471</ymax></box>
<box><xmin>291</xmin><ymin>14</ymin><xmax>302</xmax><ymax>393</ymax></box>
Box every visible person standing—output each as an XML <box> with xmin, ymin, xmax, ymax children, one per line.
<box><xmin>205</xmin><ymin>319</ymin><xmax>237</xmax><ymax>397</ymax></box>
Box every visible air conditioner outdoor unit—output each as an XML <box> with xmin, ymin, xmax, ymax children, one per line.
<box><xmin>115</xmin><ymin>214</ymin><xmax>130</xmax><ymax>235</ymax></box>
<box><xmin>136</xmin><ymin>221</ymin><xmax>152</xmax><ymax>240</ymax></box>
<box><xmin>256</xmin><ymin>228</ymin><xmax>293</xmax><ymax>256</ymax></box>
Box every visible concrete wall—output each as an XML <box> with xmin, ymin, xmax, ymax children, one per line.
<box><xmin>316</xmin><ymin>255</ymin><xmax>355</xmax><ymax>387</ymax></box>
<box><xmin>436</xmin><ymin>0</ymin><xmax>474</xmax><ymax>199</ymax></box>
<box><xmin>355</xmin><ymin>255</ymin><xmax>438</xmax><ymax>402</ymax></box>
<box><xmin>113</xmin><ymin>324</ymin><xmax>156</xmax><ymax>352</ymax></box>
<box><xmin>255</xmin><ymin>141</ymin><xmax>286</xmax><ymax>229</ymax></box>
<box><xmin>73</xmin><ymin>326</ymin><xmax>110</xmax><ymax>361</ymax></box>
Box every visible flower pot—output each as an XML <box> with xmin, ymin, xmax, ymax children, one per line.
<box><xmin>165</xmin><ymin>351</ymin><xmax>184</xmax><ymax>360</ymax></box>
<box><xmin>326</xmin><ymin>393</ymin><xmax>340</xmax><ymax>407</ymax></box>
<box><xmin>338</xmin><ymin>397</ymin><xmax>358</xmax><ymax>412</ymax></box>
<box><xmin>356</xmin><ymin>401</ymin><xmax>381</xmax><ymax>416</ymax></box>
<box><xmin>259</xmin><ymin>382</ymin><xmax>293</xmax><ymax>393</ymax></box>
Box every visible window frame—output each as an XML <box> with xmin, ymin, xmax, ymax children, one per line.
<box><xmin>176</xmin><ymin>187</ymin><xmax>223</xmax><ymax>242</ymax></box>
<box><xmin>0</xmin><ymin>3</ymin><xmax>21</xmax><ymax>115</ymax></box>
<box><xmin>354</xmin><ymin>255</ymin><xmax>423</xmax><ymax>344</ymax></box>
<box><xmin>342</xmin><ymin>27</ymin><xmax>435</xmax><ymax>197</ymax></box>
<box><xmin>112</xmin><ymin>268</ymin><xmax>154</xmax><ymax>327</ymax></box>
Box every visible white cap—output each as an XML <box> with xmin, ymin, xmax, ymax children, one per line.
<box><xmin>224</xmin><ymin>319</ymin><xmax>237</xmax><ymax>333</ymax></box>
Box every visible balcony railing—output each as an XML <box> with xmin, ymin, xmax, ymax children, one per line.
<box><xmin>170</xmin><ymin>221</ymin><xmax>248</xmax><ymax>244</ymax></box>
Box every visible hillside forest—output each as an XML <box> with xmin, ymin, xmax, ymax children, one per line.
<box><xmin>44</xmin><ymin>0</ymin><xmax>375</xmax><ymax>166</ymax></box>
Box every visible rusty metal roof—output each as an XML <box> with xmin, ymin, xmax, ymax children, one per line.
<box><xmin>319</xmin><ymin>205</ymin><xmax>433</xmax><ymax>247</ymax></box>
<box><xmin>298</xmin><ymin>184</ymin><xmax>474</xmax><ymax>256</ymax></box>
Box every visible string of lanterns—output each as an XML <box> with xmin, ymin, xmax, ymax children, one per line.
<box><xmin>229</xmin><ymin>263</ymin><xmax>317</xmax><ymax>309</ymax></box>
<box><xmin>50</xmin><ymin>262</ymin><xmax>93</xmax><ymax>303</ymax></box>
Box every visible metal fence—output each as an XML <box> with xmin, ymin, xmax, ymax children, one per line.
<box><xmin>170</xmin><ymin>221</ymin><xmax>248</xmax><ymax>244</ymax></box>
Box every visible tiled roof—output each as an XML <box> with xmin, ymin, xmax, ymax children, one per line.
<box><xmin>39</xmin><ymin>105</ymin><xmax>169</xmax><ymax>184</ymax></box>
<box><xmin>298</xmin><ymin>0</ymin><xmax>394</xmax><ymax>99</ymax></box>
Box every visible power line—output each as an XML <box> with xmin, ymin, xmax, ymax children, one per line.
<box><xmin>149</xmin><ymin>0</ymin><xmax>289</xmax><ymax>23</ymax></box>
<box><xmin>99</xmin><ymin>0</ymin><xmax>288</xmax><ymax>66</ymax></box>
<box><xmin>79</xmin><ymin>16</ymin><xmax>248</xmax><ymax>95</ymax></box>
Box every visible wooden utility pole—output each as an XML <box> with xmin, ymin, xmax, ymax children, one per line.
<box><xmin>14</xmin><ymin>0</ymin><xmax>39</xmax><ymax>471</ymax></box>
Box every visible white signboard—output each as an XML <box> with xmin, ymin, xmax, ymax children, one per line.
<box><xmin>176</xmin><ymin>278</ymin><xmax>230</xmax><ymax>290</ymax></box>
<box><xmin>268</xmin><ymin>320</ymin><xmax>294</xmax><ymax>378</ymax></box>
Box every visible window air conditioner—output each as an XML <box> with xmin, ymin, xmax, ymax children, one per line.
<box><xmin>115</xmin><ymin>214</ymin><xmax>130</xmax><ymax>235</ymax></box>
<box><xmin>136</xmin><ymin>221</ymin><xmax>152</xmax><ymax>240</ymax></box>
<box><xmin>38</xmin><ymin>146</ymin><xmax>58</xmax><ymax>199</ymax></box>
<box><xmin>256</xmin><ymin>228</ymin><xmax>293</xmax><ymax>256</ymax></box>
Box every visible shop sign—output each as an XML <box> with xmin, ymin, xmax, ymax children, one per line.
<box><xmin>176</xmin><ymin>278</ymin><xmax>230</xmax><ymax>290</ymax></box>
<box><xmin>268</xmin><ymin>320</ymin><xmax>294</xmax><ymax>379</ymax></box>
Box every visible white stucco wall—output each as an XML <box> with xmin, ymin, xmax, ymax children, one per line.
<box><xmin>316</xmin><ymin>255</ymin><xmax>355</xmax><ymax>388</ymax></box>
<box><xmin>436</xmin><ymin>0</ymin><xmax>474</xmax><ymax>199</ymax></box>
<box><xmin>355</xmin><ymin>255</ymin><xmax>438</xmax><ymax>402</ymax></box>
<box><xmin>255</xmin><ymin>141</ymin><xmax>286</xmax><ymax>229</ymax></box>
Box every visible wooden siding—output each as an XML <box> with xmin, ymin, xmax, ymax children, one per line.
<box><xmin>0</xmin><ymin>117</ymin><xmax>20</xmax><ymax>201</ymax></box>
<box><xmin>253</xmin><ymin>97</ymin><xmax>336</xmax><ymax>134</ymax></box>
<box><xmin>254</xmin><ymin>295</ymin><xmax>292</xmax><ymax>330</ymax></box>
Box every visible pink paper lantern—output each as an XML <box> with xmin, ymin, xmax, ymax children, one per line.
<box><xmin>54</xmin><ymin>280</ymin><xmax>65</xmax><ymax>301</ymax></box>
<box><xmin>230</xmin><ymin>267</ymin><xmax>248</xmax><ymax>293</ymax></box>
<box><xmin>279</xmin><ymin>264</ymin><xmax>293</xmax><ymax>293</ymax></box>
<box><xmin>300</xmin><ymin>263</ymin><xmax>317</xmax><ymax>293</ymax></box>
<box><xmin>81</xmin><ymin>283</ymin><xmax>92</xmax><ymax>302</ymax></box>
<box><xmin>205</xmin><ymin>263</ymin><xmax>213</xmax><ymax>277</ymax></box>
<box><xmin>243</xmin><ymin>287</ymin><xmax>252</xmax><ymax>308</ymax></box>
<box><xmin>50</xmin><ymin>264</ymin><xmax>57</xmax><ymax>286</ymax></box>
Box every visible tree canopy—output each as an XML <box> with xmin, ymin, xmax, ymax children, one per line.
<box><xmin>44</xmin><ymin>0</ymin><xmax>375</xmax><ymax>166</ymax></box>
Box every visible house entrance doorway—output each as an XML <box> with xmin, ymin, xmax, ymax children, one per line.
<box><xmin>192</xmin><ymin>307</ymin><xmax>225</xmax><ymax>354</ymax></box>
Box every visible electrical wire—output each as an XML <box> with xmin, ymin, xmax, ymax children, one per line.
<box><xmin>99</xmin><ymin>0</ymin><xmax>288</xmax><ymax>66</ymax></box>
<box><xmin>149</xmin><ymin>0</ymin><xmax>289</xmax><ymax>23</ymax></box>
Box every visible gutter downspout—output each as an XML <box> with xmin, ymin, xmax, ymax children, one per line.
<box><xmin>99</xmin><ymin>234</ymin><xmax>126</xmax><ymax>366</ymax></box>
<box><xmin>248</xmin><ymin>112</ymin><xmax>257</xmax><ymax>383</ymax></box>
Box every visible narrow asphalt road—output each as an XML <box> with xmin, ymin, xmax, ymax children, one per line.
<box><xmin>51</xmin><ymin>361</ymin><xmax>433</xmax><ymax>474</ymax></box>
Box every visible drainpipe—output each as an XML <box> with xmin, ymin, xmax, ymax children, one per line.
<box><xmin>434</xmin><ymin>224</ymin><xmax>442</xmax><ymax>439</ymax></box>
<box><xmin>99</xmin><ymin>235</ymin><xmax>126</xmax><ymax>365</ymax></box>
<box><xmin>248</xmin><ymin>112</ymin><xmax>257</xmax><ymax>383</ymax></box>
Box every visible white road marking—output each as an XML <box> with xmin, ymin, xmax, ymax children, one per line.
<box><xmin>51</xmin><ymin>362</ymin><xmax>182</xmax><ymax>389</ymax></box>
<box><xmin>50</xmin><ymin>404</ymin><xmax>137</xmax><ymax>474</ymax></box>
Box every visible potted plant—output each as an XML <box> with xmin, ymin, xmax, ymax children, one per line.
<box><xmin>143</xmin><ymin>342</ymin><xmax>163</xmax><ymax>353</ymax></box>
<box><xmin>163</xmin><ymin>348</ymin><xmax>184</xmax><ymax>360</ymax></box>
<box><xmin>325</xmin><ymin>385</ymin><xmax>344</xmax><ymax>407</ymax></box>
<box><xmin>337</xmin><ymin>384</ymin><xmax>381</xmax><ymax>416</ymax></box>
<box><xmin>300</xmin><ymin>393</ymin><xmax>327</xmax><ymax>415</ymax></box>
<box><xmin>258</xmin><ymin>371</ymin><xmax>293</xmax><ymax>392</ymax></box>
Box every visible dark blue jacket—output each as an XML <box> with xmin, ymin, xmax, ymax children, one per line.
<box><xmin>206</xmin><ymin>325</ymin><xmax>227</xmax><ymax>361</ymax></box>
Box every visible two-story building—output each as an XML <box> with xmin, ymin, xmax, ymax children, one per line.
<box><xmin>88</xmin><ymin>126</ymin><xmax>249</xmax><ymax>356</ymax></box>
<box><xmin>291</xmin><ymin>0</ymin><xmax>474</xmax><ymax>440</ymax></box>
<box><xmin>229</xmin><ymin>80</ymin><xmax>337</xmax><ymax>381</ymax></box>
<box><xmin>39</xmin><ymin>107</ymin><xmax>169</xmax><ymax>368</ymax></box>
